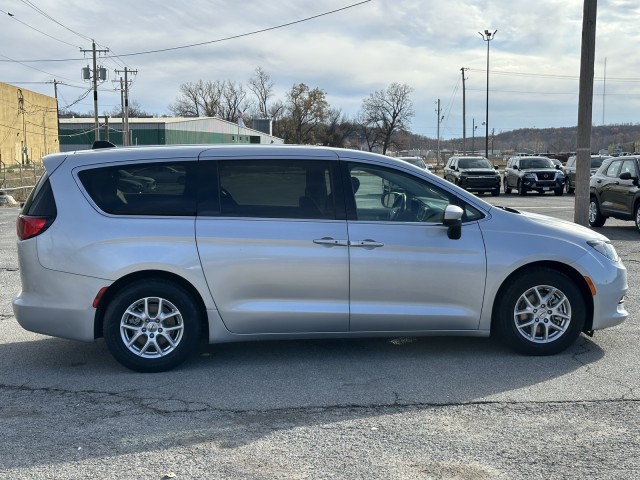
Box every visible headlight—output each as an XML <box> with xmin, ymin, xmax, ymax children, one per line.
<box><xmin>588</xmin><ymin>240</ymin><xmax>619</xmax><ymax>262</ymax></box>
<box><xmin>523</xmin><ymin>173</ymin><xmax>536</xmax><ymax>179</ymax></box>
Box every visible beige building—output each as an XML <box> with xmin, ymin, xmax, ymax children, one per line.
<box><xmin>0</xmin><ymin>82</ymin><xmax>59</xmax><ymax>166</ymax></box>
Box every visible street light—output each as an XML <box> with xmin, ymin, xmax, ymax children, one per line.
<box><xmin>479</xmin><ymin>29</ymin><xmax>497</xmax><ymax>161</ymax></box>
<box><xmin>472</xmin><ymin>118</ymin><xmax>477</xmax><ymax>153</ymax></box>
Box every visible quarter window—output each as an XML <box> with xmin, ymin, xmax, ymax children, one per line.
<box><xmin>605</xmin><ymin>160</ymin><xmax>621</xmax><ymax>178</ymax></box>
<box><xmin>78</xmin><ymin>161</ymin><xmax>197</xmax><ymax>215</ymax></box>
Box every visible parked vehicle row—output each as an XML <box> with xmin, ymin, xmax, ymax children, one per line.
<box><xmin>13</xmin><ymin>145</ymin><xmax>628</xmax><ymax>372</ymax></box>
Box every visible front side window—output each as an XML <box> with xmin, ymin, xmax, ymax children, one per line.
<box><xmin>217</xmin><ymin>160</ymin><xmax>335</xmax><ymax>219</ymax></box>
<box><xmin>347</xmin><ymin>163</ymin><xmax>483</xmax><ymax>223</ymax></box>
<box><xmin>620</xmin><ymin>160</ymin><xmax>637</xmax><ymax>178</ymax></box>
<box><xmin>78</xmin><ymin>161</ymin><xmax>197</xmax><ymax>215</ymax></box>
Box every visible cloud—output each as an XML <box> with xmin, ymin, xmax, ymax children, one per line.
<box><xmin>3</xmin><ymin>0</ymin><xmax>639</xmax><ymax>139</ymax></box>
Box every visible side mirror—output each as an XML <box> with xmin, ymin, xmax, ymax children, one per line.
<box><xmin>443</xmin><ymin>205</ymin><xmax>464</xmax><ymax>240</ymax></box>
<box><xmin>381</xmin><ymin>192</ymin><xmax>400</xmax><ymax>208</ymax></box>
<box><xmin>494</xmin><ymin>165</ymin><xmax>499</xmax><ymax>170</ymax></box>
<box><xmin>619</xmin><ymin>172</ymin><xmax>634</xmax><ymax>181</ymax></box>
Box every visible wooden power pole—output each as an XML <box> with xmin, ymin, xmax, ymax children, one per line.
<box><xmin>574</xmin><ymin>0</ymin><xmax>597</xmax><ymax>226</ymax></box>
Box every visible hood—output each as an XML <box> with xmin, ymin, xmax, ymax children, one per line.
<box><xmin>489</xmin><ymin>206</ymin><xmax>610</xmax><ymax>244</ymax></box>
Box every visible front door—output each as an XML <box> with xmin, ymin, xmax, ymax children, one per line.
<box><xmin>345</xmin><ymin>163</ymin><xmax>487</xmax><ymax>332</ymax></box>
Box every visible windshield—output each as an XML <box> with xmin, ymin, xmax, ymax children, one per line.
<box><xmin>591</xmin><ymin>157</ymin><xmax>606</xmax><ymax>169</ymax></box>
<box><xmin>458</xmin><ymin>158</ymin><xmax>492</xmax><ymax>169</ymax></box>
<box><xmin>520</xmin><ymin>158</ymin><xmax>555</xmax><ymax>169</ymax></box>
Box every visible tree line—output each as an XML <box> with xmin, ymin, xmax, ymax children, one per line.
<box><xmin>168</xmin><ymin>67</ymin><xmax>415</xmax><ymax>154</ymax></box>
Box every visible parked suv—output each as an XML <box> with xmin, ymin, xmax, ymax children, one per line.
<box><xmin>13</xmin><ymin>145</ymin><xmax>627</xmax><ymax>372</ymax></box>
<box><xmin>503</xmin><ymin>156</ymin><xmax>565</xmax><ymax>196</ymax></box>
<box><xmin>563</xmin><ymin>154</ymin><xmax>608</xmax><ymax>193</ymax></box>
<box><xmin>444</xmin><ymin>156</ymin><xmax>500</xmax><ymax>196</ymax></box>
<box><xmin>589</xmin><ymin>155</ymin><xmax>640</xmax><ymax>232</ymax></box>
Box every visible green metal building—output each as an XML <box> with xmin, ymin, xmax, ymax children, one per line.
<box><xmin>59</xmin><ymin>117</ymin><xmax>282</xmax><ymax>151</ymax></box>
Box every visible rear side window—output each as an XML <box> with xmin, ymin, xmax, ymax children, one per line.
<box><xmin>217</xmin><ymin>160</ymin><xmax>336</xmax><ymax>219</ymax></box>
<box><xmin>78</xmin><ymin>161</ymin><xmax>197</xmax><ymax>215</ymax></box>
<box><xmin>22</xmin><ymin>173</ymin><xmax>57</xmax><ymax>217</ymax></box>
<box><xmin>17</xmin><ymin>173</ymin><xmax>57</xmax><ymax>240</ymax></box>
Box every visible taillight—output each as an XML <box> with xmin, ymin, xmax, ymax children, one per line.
<box><xmin>17</xmin><ymin>215</ymin><xmax>48</xmax><ymax>240</ymax></box>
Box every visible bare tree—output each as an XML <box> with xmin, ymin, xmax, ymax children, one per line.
<box><xmin>248</xmin><ymin>67</ymin><xmax>274</xmax><ymax>119</ymax></box>
<box><xmin>361</xmin><ymin>83</ymin><xmax>414</xmax><ymax>154</ymax></box>
<box><xmin>285</xmin><ymin>83</ymin><xmax>329</xmax><ymax>144</ymax></box>
<box><xmin>319</xmin><ymin>108</ymin><xmax>355</xmax><ymax>147</ymax></box>
<box><xmin>107</xmin><ymin>100</ymin><xmax>152</xmax><ymax>118</ymax></box>
<box><xmin>219</xmin><ymin>81</ymin><xmax>252</xmax><ymax>122</ymax></box>
<box><xmin>169</xmin><ymin>80</ymin><xmax>223</xmax><ymax>117</ymax></box>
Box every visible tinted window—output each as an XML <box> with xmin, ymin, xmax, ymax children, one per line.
<box><xmin>520</xmin><ymin>158</ymin><xmax>554</xmax><ymax>169</ymax></box>
<box><xmin>348</xmin><ymin>163</ymin><xmax>483</xmax><ymax>223</ymax></box>
<box><xmin>78</xmin><ymin>161</ymin><xmax>197</xmax><ymax>215</ymax></box>
<box><xmin>458</xmin><ymin>158</ymin><xmax>492</xmax><ymax>169</ymax></box>
<box><xmin>23</xmin><ymin>173</ymin><xmax>56</xmax><ymax>217</ymax></box>
<box><xmin>591</xmin><ymin>157</ymin><xmax>605</xmax><ymax>169</ymax></box>
<box><xmin>217</xmin><ymin>160</ymin><xmax>335</xmax><ymax>219</ymax></box>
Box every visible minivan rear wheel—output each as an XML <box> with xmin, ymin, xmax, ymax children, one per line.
<box><xmin>103</xmin><ymin>279</ymin><xmax>201</xmax><ymax>372</ymax></box>
<box><xmin>495</xmin><ymin>269</ymin><xmax>585</xmax><ymax>355</ymax></box>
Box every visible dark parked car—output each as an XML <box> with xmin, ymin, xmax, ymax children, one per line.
<box><xmin>563</xmin><ymin>155</ymin><xmax>608</xmax><ymax>193</ymax></box>
<box><xmin>503</xmin><ymin>156</ymin><xmax>565</xmax><ymax>196</ymax></box>
<box><xmin>589</xmin><ymin>155</ymin><xmax>640</xmax><ymax>232</ymax></box>
<box><xmin>443</xmin><ymin>156</ymin><xmax>500</xmax><ymax>196</ymax></box>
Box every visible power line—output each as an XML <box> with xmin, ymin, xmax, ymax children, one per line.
<box><xmin>18</xmin><ymin>0</ymin><xmax>92</xmax><ymax>42</ymax></box>
<box><xmin>0</xmin><ymin>0</ymin><xmax>373</xmax><ymax>63</ymax></box>
<box><xmin>0</xmin><ymin>8</ymin><xmax>81</xmax><ymax>48</ymax></box>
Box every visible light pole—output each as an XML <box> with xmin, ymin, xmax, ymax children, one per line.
<box><xmin>479</xmin><ymin>29</ymin><xmax>497</xmax><ymax>161</ymax></box>
<box><xmin>472</xmin><ymin>118</ymin><xmax>477</xmax><ymax>154</ymax></box>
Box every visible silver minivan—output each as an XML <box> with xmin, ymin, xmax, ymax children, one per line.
<box><xmin>13</xmin><ymin>145</ymin><xmax>628</xmax><ymax>372</ymax></box>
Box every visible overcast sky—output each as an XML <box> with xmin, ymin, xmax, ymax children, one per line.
<box><xmin>2</xmin><ymin>0</ymin><xmax>639</xmax><ymax>140</ymax></box>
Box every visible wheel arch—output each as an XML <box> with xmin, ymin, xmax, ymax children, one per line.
<box><xmin>94</xmin><ymin>270</ymin><xmax>209</xmax><ymax>340</ymax></box>
<box><xmin>490</xmin><ymin>260</ymin><xmax>595</xmax><ymax>333</ymax></box>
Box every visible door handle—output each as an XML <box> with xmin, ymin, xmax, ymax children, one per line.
<box><xmin>313</xmin><ymin>237</ymin><xmax>349</xmax><ymax>247</ymax></box>
<box><xmin>350</xmin><ymin>239</ymin><xmax>385</xmax><ymax>248</ymax></box>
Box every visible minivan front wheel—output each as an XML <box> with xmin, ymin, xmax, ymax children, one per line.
<box><xmin>495</xmin><ymin>269</ymin><xmax>585</xmax><ymax>355</ymax></box>
<box><xmin>103</xmin><ymin>279</ymin><xmax>201</xmax><ymax>372</ymax></box>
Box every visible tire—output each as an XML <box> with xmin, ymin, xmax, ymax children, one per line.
<box><xmin>517</xmin><ymin>181</ymin><xmax>527</xmax><ymax>196</ymax></box>
<box><xmin>554</xmin><ymin>187</ymin><xmax>563</xmax><ymax>196</ymax></box>
<box><xmin>635</xmin><ymin>202</ymin><xmax>640</xmax><ymax>233</ymax></box>
<box><xmin>103</xmin><ymin>279</ymin><xmax>202</xmax><ymax>372</ymax></box>
<box><xmin>494</xmin><ymin>268</ymin><xmax>585</xmax><ymax>355</ymax></box>
<box><xmin>566</xmin><ymin>180</ymin><xmax>574</xmax><ymax>194</ymax></box>
<box><xmin>504</xmin><ymin>179</ymin><xmax>511</xmax><ymax>195</ymax></box>
<box><xmin>588</xmin><ymin>197</ymin><xmax>606</xmax><ymax>227</ymax></box>
<box><xmin>491</xmin><ymin>188</ymin><xmax>500</xmax><ymax>197</ymax></box>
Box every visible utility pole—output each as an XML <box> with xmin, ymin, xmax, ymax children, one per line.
<box><xmin>115</xmin><ymin>67</ymin><xmax>137</xmax><ymax>146</ymax></box>
<box><xmin>436</xmin><ymin>99</ymin><xmax>444</xmax><ymax>167</ymax></box>
<box><xmin>574</xmin><ymin>0</ymin><xmax>597</xmax><ymax>226</ymax></box>
<box><xmin>461</xmin><ymin>68</ymin><xmax>467</xmax><ymax>154</ymax></box>
<box><xmin>52</xmin><ymin>80</ymin><xmax>61</xmax><ymax>147</ymax></box>
<box><xmin>81</xmin><ymin>40</ymin><xmax>109</xmax><ymax>142</ymax></box>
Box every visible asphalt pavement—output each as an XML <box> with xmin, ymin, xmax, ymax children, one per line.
<box><xmin>0</xmin><ymin>195</ymin><xmax>639</xmax><ymax>479</ymax></box>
